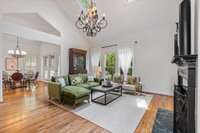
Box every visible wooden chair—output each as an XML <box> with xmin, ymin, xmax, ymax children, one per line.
<box><xmin>26</xmin><ymin>72</ymin><xmax>39</xmax><ymax>88</ymax></box>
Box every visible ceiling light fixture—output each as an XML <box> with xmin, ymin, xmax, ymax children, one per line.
<box><xmin>8</xmin><ymin>36</ymin><xmax>27</xmax><ymax>70</ymax></box>
<box><xmin>75</xmin><ymin>0</ymin><xmax>108</xmax><ymax>37</ymax></box>
<box><xmin>8</xmin><ymin>37</ymin><xmax>27</xmax><ymax>58</ymax></box>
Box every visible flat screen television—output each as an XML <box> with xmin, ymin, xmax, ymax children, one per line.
<box><xmin>179</xmin><ymin>0</ymin><xmax>191</xmax><ymax>55</ymax></box>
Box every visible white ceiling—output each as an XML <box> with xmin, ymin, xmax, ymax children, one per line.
<box><xmin>2</xmin><ymin>13</ymin><xmax>61</xmax><ymax>36</ymax></box>
<box><xmin>2</xmin><ymin>33</ymin><xmax>61</xmax><ymax>46</ymax></box>
<box><xmin>56</xmin><ymin>0</ymin><xmax>181</xmax><ymax>45</ymax></box>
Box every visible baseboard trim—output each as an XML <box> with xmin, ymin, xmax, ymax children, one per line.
<box><xmin>142</xmin><ymin>91</ymin><xmax>173</xmax><ymax>97</ymax></box>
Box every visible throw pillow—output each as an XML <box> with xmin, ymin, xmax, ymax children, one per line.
<box><xmin>71</xmin><ymin>77</ymin><xmax>83</xmax><ymax>86</ymax></box>
<box><xmin>75</xmin><ymin>77</ymin><xmax>83</xmax><ymax>84</ymax></box>
<box><xmin>57</xmin><ymin>78</ymin><xmax>66</xmax><ymax>87</ymax></box>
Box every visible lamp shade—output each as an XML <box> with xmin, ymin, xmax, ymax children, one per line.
<box><xmin>8</xmin><ymin>37</ymin><xmax>27</xmax><ymax>58</ymax></box>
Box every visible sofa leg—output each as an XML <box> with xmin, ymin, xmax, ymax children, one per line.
<box><xmin>73</xmin><ymin>104</ymin><xmax>76</xmax><ymax>109</ymax></box>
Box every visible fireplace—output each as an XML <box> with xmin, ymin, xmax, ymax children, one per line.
<box><xmin>172</xmin><ymin>0</ymin><xmax>197</xmax><ymax>132</ymax></box>
<box><xmin>172</xmin><ymin>55</ymin><xmax>197</xmax><ymax>133</ymax></box>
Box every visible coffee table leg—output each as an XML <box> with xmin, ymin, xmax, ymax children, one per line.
<box><xmin>120</xmin><ymin>86</ymin><xmax>122</xmax><ymax>96</ymax></box>
<box><xmin>104</xmin><ymin>92</ymin><xmax>107</xmax><ymax>105</ymax></box>
<box><xmin>91</xmin><ymin>90</ymin><xmax>93</xmax><ymax>101</ymax></box>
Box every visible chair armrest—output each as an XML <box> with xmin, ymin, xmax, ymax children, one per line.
<box><xmin>48</xmin><ymin>82</ymin><xmax>62</xmax><ymax>102</ymax></box>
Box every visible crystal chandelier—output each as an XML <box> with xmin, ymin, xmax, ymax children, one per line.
<box><xmin>75</xmin><ymin>0</ymin><xmax>108</xmax><ymax>37</ymax></box>
<box><xmin>8</xmin><ymin>37</ymin><xmax>27</xmax><ymax>58</ymax></box>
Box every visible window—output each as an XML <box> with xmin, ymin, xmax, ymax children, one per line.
<box><xmin>105</xmin><ymin>53</ymin><xmax>116</xmax><ymax>78</ymax></box>
<box><xmin>44</xmin><ymin>56</ymin><xmax>49</xmax><ymax>67</ymax></box>
<box><xmin>50</xmin><ymin>55</ymin><xmax>55</xmax><ymax>67</ymax></box>
<box><xmin>42</xmin><ymin>55</ymin><xmax>58</xmax><ymax>80</ymax></box>
<box><xmin>25</xmin><ymin>56</ymin><xmax>37</xmax><ymax>67</ymax></box>
<box><xmin>120</xmin><ymin>61</ymin><xmax>133</xmax><ymax>76</ymax></box>
<box><xmin>128</xmin><ymin>61</ymin><xmax>133</xmax><ymax>76</ymax></box>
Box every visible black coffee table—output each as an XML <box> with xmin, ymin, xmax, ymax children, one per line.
<box><xmin>91</xmin><ymin>84</ymin><xmax>122</xmax><ymax>105</ymax></box>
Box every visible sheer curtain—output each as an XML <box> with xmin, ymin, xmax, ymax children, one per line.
<box><xmin>91</xmin><ymin>48</ymin><xmax>101</xmax><ymax>77</ymax></box>
<box><xmin>118</xmin><ymin>45</ymin><xmax>133</xmax><ymax>81</ymax></box>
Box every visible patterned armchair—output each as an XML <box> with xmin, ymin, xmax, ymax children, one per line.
<box><xmin>112</xmin><ymin>74</ymin><xmax>142</xmax><ymax>95</ymax></box>
<box><xmin>123</xmin><ymin>76</ymin><xmax>142</xmax><ymax>94</ymax></box>
<box><xmin>112</xmin><ymin>74</ymin><xmax>124</xmax><ymax>84</ymax></box>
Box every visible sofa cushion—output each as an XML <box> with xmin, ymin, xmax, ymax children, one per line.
<box><xmin>62</xmin><ymin>86</ymin><xmax>90</xmax><ymax>98</ymax></box>
<box><xmin>78</xmin><ymin>82</ymin><xmax>99</xmax><ymax>89</ymax></box>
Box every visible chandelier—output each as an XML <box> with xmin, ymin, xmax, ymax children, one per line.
<box><xmin>8</xmin><ymin>37</ymin><xmax>27</xmax><ymax>58</ymax></box>
<box><xmin>75</xmin><ymin>0</ymin><xmax>108</xmax><ymax>37</ymax></box>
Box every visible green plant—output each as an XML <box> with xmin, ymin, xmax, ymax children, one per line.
<box><xmin>106</xmin><ymin>53</ymin><xmax>116</xmax><ymax>77</ymax></box>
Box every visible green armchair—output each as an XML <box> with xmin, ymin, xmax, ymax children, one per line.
<box><xmin>48</xmin><ymin>74</ymin><xmax>99</xmax><ymax>108</ymax></box>
<box><xmin>48</xmin><ymin>81</ymin><xmax>90</xmax><ymax>108</ymax></box>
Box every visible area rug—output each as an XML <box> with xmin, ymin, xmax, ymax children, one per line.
<box><xmin>152</xmin><ymin>108</ymin><xmax>173</xmax><ymax>133</ymax></box>
<box><xmin>71</xmin><ymin>94</ymin><xmax>152</xmax><ymax>133</ymax></box>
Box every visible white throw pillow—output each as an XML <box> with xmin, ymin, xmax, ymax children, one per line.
<box><xmin>88</xmin><ymin>76</ymin><xmax>94</xmax><ymax>82</ymax></box>
<box><xmin>57</xmin><ymin>78</ymin><xmax>66</xmax><ymax>87</ymax></box>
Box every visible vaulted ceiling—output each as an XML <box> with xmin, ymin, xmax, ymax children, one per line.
<box><xmin>2</xmin><ymin>13</ymin><xmax>61</xmax><ymax>36</ymax></box>
<box><xmin>56</xmin><ymin>0</ymin><xmax>181</xmax><ymax>45</ymax></box>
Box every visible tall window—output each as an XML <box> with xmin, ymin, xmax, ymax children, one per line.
<box><xmin>24</xmin><ymin>56</ymin><xmax>38</xmax><ymax>72</ymax></box>
<box><xmin>105</xmin><ymin>53</ymin><xmax>116</xmax><ymax>78</ymax></box>
<box><xmin>120</xmin><ymin>61</ymin><xmax>133</xmax><ymax>76</ymax></box>
<box><xmin>25</xmin><ymin>56</ymin><xmax>37</xmax><ymax>67</ymax></box>
<box><xmin>43</xmin><ymin>55</ymin><xmax>58</xmax><ymax>80</ymax></box>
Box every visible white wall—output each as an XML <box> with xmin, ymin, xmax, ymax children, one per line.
<box><xmin>133</xmin><ymin>26</ymin><xmax>176</xmax><ymax>95</ymax></box>
<box><xmin>134</xmin><ymin>26</ymin><xmax>177</xmax><ymax>95</ymax></box>
<box><xmin>0</xmin><ymin>0</ymin><xmax>90</xmax><ymax>76</ymax></box>
<box><xmin>0</xmin><ymin>11</ymin><xmax>3</xmax><ymax>102</ymax></box>
<box><xmin>0</xmin><ymin>33</ymin><xmax>3</xmax><ymax>102</ymax></box>
<box><xmin>110</xmin><ymin>25</ymin><xmax>176</xmax><ymax>95</ymax></box>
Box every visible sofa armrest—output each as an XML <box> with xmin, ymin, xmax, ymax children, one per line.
<box><xmin>48</xmin><ymin>82</ymin><xmax>62</xmax><ymax>102</ymax></box>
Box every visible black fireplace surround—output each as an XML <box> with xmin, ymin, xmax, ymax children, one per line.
<box><xmin>172</xmin><ymin>55</ymin><xmax>197</xmax><ymax>133</ymax></box>
<box><xmin>172</xmin><ymin>0</ymin><xmax>197</xmax><ymax>132</ymax></box>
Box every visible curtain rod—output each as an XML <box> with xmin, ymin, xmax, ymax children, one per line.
<box><xmin>101</xmin><ymin>44</ymin><xmax>118</xmax><ymax>49</ymax></box>
<box><xmin>101</xmin><ymin>41</ymin><xmax>138</xmax><ymax>49</ymax></box>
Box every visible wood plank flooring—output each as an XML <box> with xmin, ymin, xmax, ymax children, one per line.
<box><xmin>0</xmin><ymin>83</ymin><xmax>173</xmax><ymax>133</ymax></box>
<box><xmin>135</xmin><ymin>95</ymin><xmax>173</xmax><ymax>133</ymax></box>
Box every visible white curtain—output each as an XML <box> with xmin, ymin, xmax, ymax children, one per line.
<box><xmin>118</xmin><ymin>45</ymin><xmax>133</xmax><ymax>81</ymax></box>
<box><xmin>91</xmin><ymin>48</ymin><xmax>101</xmax><ymax>77</ymax></box>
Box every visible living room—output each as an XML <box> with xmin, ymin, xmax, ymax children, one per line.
<box><xmin>0</xmin><ymin>0</ymin><xmax>199</xmax><ymax>133</ymax></box>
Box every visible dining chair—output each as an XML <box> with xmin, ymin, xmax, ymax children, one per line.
<box><xmin>10</xmin><ymin>72</ymin><xmax>24</xmax><ymax>89</ymax></box>
<box><xmin>26</xmin><ymin>72</ymin><xmax>39</xmax><ymax>88</ymax></box>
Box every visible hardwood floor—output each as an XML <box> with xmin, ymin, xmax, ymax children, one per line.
<box><xmin>135</xmin><ymin>95</ymin><xmax>173</xmax><ymax>133</ymax></box>
<box><xmin>0</xmin><ymin>83</ymin><xmax>173</xmax><ymax>133</ymax></box>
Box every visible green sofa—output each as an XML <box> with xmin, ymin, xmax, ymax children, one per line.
<box><xmin>48</xmin><ymin>74</ymin><xmax>99</xmax><ymax>108</ymax></box>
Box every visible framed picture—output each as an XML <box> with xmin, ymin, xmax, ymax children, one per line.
<box><xmin>5</xmin><ymin>57</ymin><xmax>17</xmax><ymax>71</ymax></box>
